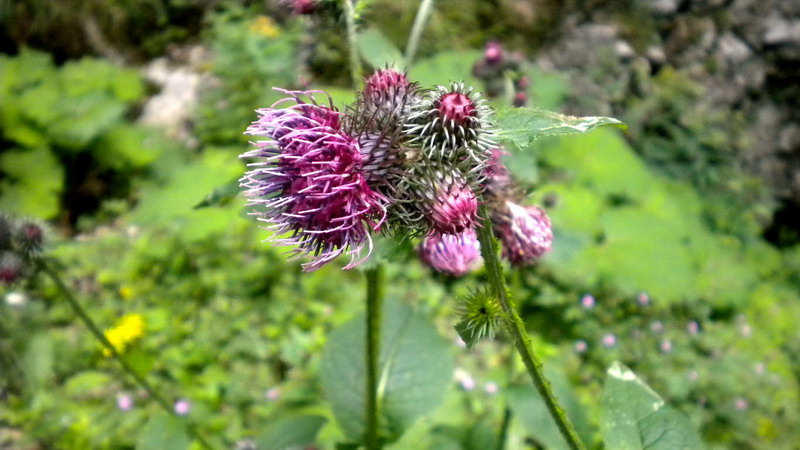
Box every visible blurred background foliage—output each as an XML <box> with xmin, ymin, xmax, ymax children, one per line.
<box><xmin>2</xmin><ymin>0</ymin><xmax>800</xmax><ymax>448</ymax></box>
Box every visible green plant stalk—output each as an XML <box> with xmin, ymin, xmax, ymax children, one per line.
<box><xmin>38</xmin><ymin>259</ymin><xmax>214</xmax><ymax>450</ymax></box>
<box><xmin>365</xmin><ymin>264</ymin><xmax>385</xmax><ymax>449</ymax></box>
<box><xmin>475</xmin><ymin>205</ymin><xmax>585</xmax><ymax>450</ymax></box>
<box><xmin>404</xmin><ymin>0</ymin><xmax>435</xmax><ymax>67</ymax></box>
<box><xmin>341</xmin><ymin>0</ymin><xmax>363</xmax><ymax>88</ymax></box>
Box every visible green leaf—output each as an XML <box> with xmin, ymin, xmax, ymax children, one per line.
<box><xmin>357</xmin><ymin>28</ymin><xmax>406</xmax><ymax>69</ymax></box>
<box><xmin>408</xmin><ymin>50</ymin><xmax>482</xmax><ymax>87</ymax></box>
<box><xmin>601</xmin><ymin>362</ymin><xmax>705</xmax><ymax>450</ymax></box>
<box><xmin>194</xmin><ymin>178</ymin><xmax>240</xmax><ymax>209</ymax></box>
<box><xmin>22</xmin><ymin>333</ymin><xmax>53</xmax><ymax>391</ymax></box>
<box><xmin>136</xmin><ymin>413</ymin><xmax>190</xmax><ymax>450</ymax></box>
<box><xmin>320</xmin><ymin>301</ymin><xmax>455</xmax><ymax>442</ymax></box>
<box><xmin>255</xmin><ymin>414</ymin><xmax>327</xmax><ymax>450</ymax></box>
<box><xmin>0</xmin><ymin>147</ymin><xmax>64</xmax><ymax>219</ymax></box>
<box><xmin>94</xmin><ymin>125</ymin><xmax>165</xmax><ymax>170</ymax></box>
<box><xmin>64</xmin><ymin>371</ymin><xmax>113</xmax><ymax>397</ymax></box>
<box><xmin>495</xmin><ymin>107</ymin><xmax>626</xmax><ymax>151</ymax></box>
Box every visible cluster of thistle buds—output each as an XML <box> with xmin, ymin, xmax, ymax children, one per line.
<box><xmin>472</xmin><ymin>41</ymin><xmax>530</xmax><ymax>108</ymax></box>
<box><xmin>240</xmin><ymin>68</ymin><xmax>552</xmax><ymax>272</ymax></box>
<box><xmin>0</xmin><ymin>214</ymin><xmax>44</xmax><ymax>285</ymax></box>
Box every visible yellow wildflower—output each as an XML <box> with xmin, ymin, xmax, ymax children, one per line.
<box><xmin>250</xmin><ymin>16</ymin><xmax>281</xmax><ymax>38</ymax></box>
<box><xmin>102</xmin><ymin>313</ymin><xmax>145</xmax><ymax>357</ymax></box>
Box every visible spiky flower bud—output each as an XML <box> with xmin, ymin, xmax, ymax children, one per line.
<box><xmin>419</xmin><ymin>229</ymin><xmax>481</xmax><ymax>276</ymax></box>
<box><xmin>0</xmin><ymin>251</ymin><xmax>25</xmax><ymax>285</ymax></box>
<box><xmin>364</xmin><ymin>68</ymin><xmax>411</xmax><ymax>99</ymax></box>
<box><xmin>241</xmin><ymin>90</ymin><xmax>388</xmax><ymax>271</ymax></box>
<box><xmin>406</xmin><ymin>83</ymin><xmax>496</xmax><ymax>165</ymax></box>
<box><xmin>484</xmin><ymin>41</ymin><xmax>504</xmax><ymax>65</ymax></box>
<box><xmin>493</xmin><ymin>201</ymin><xmax>553</xmax><ymax>266</ymax></box>
<box><xmin>428</xmin><ymin>179</ymin><xmax>478</xmax><ymax>234</ymax></box>
<box><xmin>16</xmin><ymin>221</ymin><xmax>44</xmax><ymax>258</ymax></box>
<box><xmin>455</xmin><ymin>288</ymin><xmax>502</xmax><ymax>348</ymax></box>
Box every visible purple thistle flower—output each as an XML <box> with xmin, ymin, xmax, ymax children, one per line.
<box><xmin>117</xmin><ymin>393</ymin><xmax>134</xmax><ymax>411</ymax></box>
<box><xmin>601</xmin><ymin>333</ymin><xmax>617</xmax><ymax>348</ymax></box>
<box><xmin>574</xmin><ymin>340</ymin><xmax>588</xmax><ymax>353</ymax></box>
<box><xmin>483</xmin><ymin>41</ymin><xmax>504</xmax><ymax>65</ymax></box>
<box><xmin>174</xmin><ymin>399</ymin><xmax>191</xmax><ymax>415</ymax></box>
<box><xmin>428</xmin><ymin>179</ymin><xmax>478</xmax><ymax>234</ymax></box>
<box><xmin>241</xmin><ymin>90</ymin><xmax>388</xmax><ymax>271</ymax></box>
<box><xmin>419</xmin><ymin>229</ymin><xmax>481</xmax><ymax>276</ymax></box>
<box><xmin>493</xmin><ymin>201</ymin><xmax>553</xmax><ymax>266</ymax></box>
<box><xmin>580</xmin><ymin>294</ymin><xmax>595</xmax><ymax>309</ymax></box>
<box><xmin>364</xmin><ymin>68</ymin><xmax>411</xmax><ymax>98</ymax></box>
<box><xmin>0</xmin><ymin>251</ymin><xmax>24</xmax><ymax>285</ymax></box>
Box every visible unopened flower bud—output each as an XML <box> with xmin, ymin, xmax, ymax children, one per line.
<box><xmin>428</xmin><ymin>181</ymin><xmax>478</xmax><ymax>234</ymax></box>
<box><xmin>16</xmin><ymin>221</ymin><xmax>44</xmax><ymax>257</ymax></box>
<box><xmin>419</xmin><ymin>229</ymin><xmax>481</xmax><ymax>276</ymax></box>
<box><xmin>512</xmin><ymin>92</ymin><xmax>527</xmax><ymax>107</ymax></box>
<box><xmin>484</xmin><ymin>41</ymin><xmax>504</xmax><ymax>65</ymax></box>
<box><xmin>493</xmin><ymin>202</ymin><xmax>553</xmax><ymax>266</ymax></box>
<box><xmin>0</xmin><ymin>252</ymin><xmax>25</xmax><ymax>285</ymax></box>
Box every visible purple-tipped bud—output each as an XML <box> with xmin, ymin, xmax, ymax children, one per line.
<box><xmin>516</xmin><ymin>76</ymin><xmax>531</xmax><ymax>90</ymax></box>
<box><xmin>288</xmin><ymin>0</ymin><xmax>316</xmax><ymax>15</ymax></box>
<box><xmin>0</xmin><ymin>251</ymin><xmax>24</xmax><ymax>285</ymax></box>
<box><xmin>493</xmin><ymin>202</ymin><xmax>553</xmax><ymax>266</ymax></box>
<box><xmin>429</xmin><ymin>182</ymin><xmax>478</xmax><ymax>235</ymax></box>
<box><xmin>419</xmin><ymin>229</ymin><xmax>481</xmax><ymax>276</ymax></box>
<box><xmin>484</xmin><ymin>41</ymin><xmax>504</xmax><ymax>65</ymax></box>
<box><xmin>241</xmin><ymin>90</ymin><xmax>388</xmax><ymax>271</ymax></box>
<box><xmin>17</xmin><ymin>222</ymin><xmax>44</xmax><ymax>257</ymax></box>
<box><xmin>512</xmin><ymin>92</ymin><xmax>527</xmax><ymax>107</ymax></box>
<box><xmin>364</xmin><ymin>69</ymin><xmax>410</xmax><ymax>97</ymax></box>
<box><xmin>437</xmin><ymin>92</ymin><xmax>477</xmax><ymax>126</ymax></box>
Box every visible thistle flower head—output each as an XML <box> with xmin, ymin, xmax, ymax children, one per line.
<box><xmin>364</xmin><ymin>68</ymin><xmax>411</xmax><ymax>98</ymax></box>
<box><xmin>484</xmin><ymin>41</ymin><xmax>504</xmax><ymax>65</ymax></box>
<box><xmin>241</xmin><ymin>90</ymin><xmax>388</xmax><ymax>271</ymax></box>
<box><xmin>0</xmin><ymin>251</ymin><xmax>24</xmax><ymax>285</ymax></box>
<box><xmin>493</xmin><ymin>201</ymin><xmax>553</xmax><ymax>266</ymax></box>
<box><xmin>419</xmin><ymin>228</ymin><xmax>481</xmax><ymax>276</ymax></box>
<box><xmin>16</xmin><ymin>221</ymin><xmax>44</xmax><ymax>257</ymax></box>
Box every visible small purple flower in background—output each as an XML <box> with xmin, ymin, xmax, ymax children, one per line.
<box><xmin>512</xmin><ymin>91</ymin><xmax>527</xmax><ymax>107</ymax></box>
<box><xmin>650</xmin><ymin>320</ymin><xmax>664</xmax><ymax>333</ymax></box>
<box><xmin>687</xmin><ymin>320</ymin><xmax>699</xmax><ymax>335</ymax></box>
<box><xmin>601</xmin><ymin>333</ymin><xmax>617</xmax><ymax>348</ymax></box>
<box><xmin>735</xmin><ymin>398</ymin><xmax>749</xmax><ymax>411</ymax></box>
<box><xmin>484</xmin><ymin>382</ymin><xmax>499</xmax><ymax>395</ymax></box>
<box><xmin>660</xmin><ymin>339</ymin><xmax>673</xmax><ymax>353</ymax></box>
<box><xmin>174</xmin><ymin>399</ymin><xmax>191</xmax><ymax>415</ymax></box>
<box><xmin>0</xmin><ymin>252</ymin><xmax>24</xmax><ymax>285</ymax></box>
<box><xmin>483</xmin><ymin>41</ymin><xmax>504</xmax><ymax>65</ymax></box>
<box><xmin>454</xmin><ymin>368</ymin><xmax>476</xmax><ymax>391</ymax></box>
<box><xmin>117</xmin><ymin>394</ymin><xmax>134</xmax><ymax>411</ymax></box>
<box><xmin>574</xmin><ymin>340</ymin><xmax>588</xmax><ymax>353</ymax></box>
<box><xmin>241</xmin><ymin>90</ymin><xmax>388</xmax><ymax>271</ymax></box>
<box><xmin>419</xmin><ymin>229</ymin><xmax>481</xmax><ymax>276</ymax></box>
<box><xmin>265</xmin><ymin>387</ymin><xmax>281</xmax><ymax>401</ymax></box>
<box><xmin>636</xmin><ymin>292</ymin><xmax>650</xmax><ymax>306</ymax></box>
<box><xmin>580</xmin><ymin>294</ymin><xmax>595</xmax><ymax>309</ymax></box>
<box><xmin>285</xmin><ymin>0</ymin><xmax>316</xmax><ymax>15</ymax></box>
<box><xmin>493</xmin><ymin>201</ymin><xmax>553</xmax><ymax>266</ymax></box>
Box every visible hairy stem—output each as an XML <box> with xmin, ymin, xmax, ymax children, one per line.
<box><xmin>365</xmin><ymin>264</ymin><xmax>385</xmax><ymax>449</ymax></box>
<box><xmin>39</xmin><ymin>259</ymin><xmax>214</xmax><ymax>450</ymax></box>
<box><xmin>404</xmin><ymin>0</ymin><xmax>435</xmax><ymax>67</ymax></box>
<box><xmin>341</xmin><ymin>0</ymin><xmax>363</xmax><ymax>88</ymax></box>
<box><xmin>475</xmin><ymin>205</ymin><xmax>585</xmax><ymax>450</ymax></box>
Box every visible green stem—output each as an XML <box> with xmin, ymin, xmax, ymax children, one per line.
<box><xmin>475</xmin><ymin>205</ymin><xmax>585</xmax><ymax>450</ymax></box>
<box><xmin>38</xmin><ymin>259</ymin><xmax>214</xmax><ymax>450</ymax></box>
<box><xmin>341</xmin><ymin>0</ymin><xmax>362</xmax><ymax>88</ymax></box>
<box><xmin>365</xmin><ymin>264</ymin><xmax>385</xmax><ymax>449</ymax></box>
<box><xmin>404</xmin><ymin>0</ymin><xmax>435</xmax><ymax>67</ymax></box>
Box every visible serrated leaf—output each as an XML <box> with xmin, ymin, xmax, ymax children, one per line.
<box><xmin>601</xmin><ymin>362</ymin><xmax>705</xmax><ymax>450</ymax></box>
<box><xmin>0</xmin><ymin>147</ymin><xmax>64</xmax><ymax>219</ymax></box>
<box><xmin>95</xmin><ymin>125</ymin><xmax>164</xmax><ymax>170</ymax></box>
<box><xmin>495</xmin><ymin>107</ymin><xmax>626</xmax><ymax>151</ymax></box>
<box><xmin>357</xmin><ymin>28</ymin><xmax>405</xmax><ymax>69</ymax></box>
<box><xmin>320</xmin><ymin>301</ymin><xmax>454</xmax><ymax>442</ymax></box>
<box><xmin>255</xmin><ymin>415</ymin><xmax>326</xmax><ymax>450</ymax></box>
<box><xmin>136</xmin><ymin>413</ymin><xmax>190</xmax><ymax>450</ymax></box>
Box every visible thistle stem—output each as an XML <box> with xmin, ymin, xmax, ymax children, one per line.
<box><xmin>475</xmin><ymin>205</ymin><xmax>585</xmax><ymax>450</ymax></box>
<box><xmin>341</xmin><ymin>0</ymin><xmax>363</xmax><ymax>88</ymax></box>
<box><xmin>38</xmin><ymin>259</ymin><xmax>214</xmax><ymax>450</ymax></box>
<box><xmin>404</xmin><ymin>0</ymin><xmax>435</xmax><ymax>67</ymax></box>
<box><xmin>365</xmin><ymin>264</ymin><xmax>385</xmax><ymax>449</ymax></box>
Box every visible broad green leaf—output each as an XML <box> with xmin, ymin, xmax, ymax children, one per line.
<box><xmin>507</xmin><ymin>368</ymin><xmax>594</xmax><ymax>449</ymax></box>
<box><xmin>495</xmin><ymin>107</ymin><xmax>626</xmax><ymax>151</ymax></box>
<box><xmin>320</xmin><ymin>301</ymin><xmax>454</xmax><ymax>442</ymax></box>
<box><xmin>601</xmin><ymin>362</ymin><xmax>704</xmax><ymax>450</ymax></box>
<box><xmin>358</xmin><ymin>28</ymin><xmax>405</xmax><ymax>69</ymax></box>
<box><xmin>255</xmin><ymin>415</ymin><xmax>327</xmax><ymax>449</ymax></box>
<box><xmin>0</xmin><ymin>147</ymin><xmax>64</xmax><ymax>219</ymax></box>
<box><xmin>95</xmin><ymin>125</ymin><xmax>164</xmax><ymax>170</ymax></box>
<box><xmin>136</xmin><ymin>413</ymin><xmax>190</xmax><ymax>450</ymax></box>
